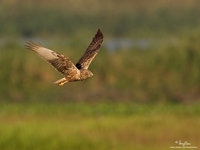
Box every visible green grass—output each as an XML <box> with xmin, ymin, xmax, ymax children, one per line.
<box><xmin>1</xmin><ymin>35</ymin><xmax>200</xmax><ymax>103</ymax></box>
<box><xmin>0</xmin><ymin>102</ymin><xmax>199</xmax><ymax>150</ymax></box>
<box><xmin>0</xmin><ymin>0</ymin><xmax>200</xmax><ymax>37</ymax></box>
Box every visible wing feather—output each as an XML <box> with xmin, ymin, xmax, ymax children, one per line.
<box><xmin>76</xmin><ymin>29</ymin><xmax>103</xmax><ymax>69</ymax></box>
<box><xmin>25</xmin><ymin>41</ymin><xmax>79</xmax><ymax>75</ymax></box>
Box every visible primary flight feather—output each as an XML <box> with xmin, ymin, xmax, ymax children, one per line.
<box><xmin>25</xmin><ymin>29</ymin><xmax>103</xmax><ymax>86</ymax></box>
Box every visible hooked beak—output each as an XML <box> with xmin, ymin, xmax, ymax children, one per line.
<box><xmin>90</xmin><ymin>72</ymin><xmax>94</xmax><ymax>77</ymax></box>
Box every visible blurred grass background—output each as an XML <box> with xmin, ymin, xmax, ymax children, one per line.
<box><xmin>0</xmin><ymin>0</ymin><xmax>200</xmax><ymax>149</ymax></box>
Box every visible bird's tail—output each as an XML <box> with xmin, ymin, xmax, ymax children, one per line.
<box><xmin>54</xmin><ymin>77</ymin><xmax>68</xmax><ymax>86</ymax></box>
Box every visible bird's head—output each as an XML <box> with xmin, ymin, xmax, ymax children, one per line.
<box><xmin>80</xmin><ymin>69</ymin><xmax>93</xmax><ymax>80</ymax></box>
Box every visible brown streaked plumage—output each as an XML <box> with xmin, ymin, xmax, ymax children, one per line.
<box><xmin>25</xmin><ymin>29</ymin><xmax>103</xmax><ymax>86</ymax></box>
<box><xmin>76</xmin><ymin>29</ymin><xmax>103</xmax><ymax>70</ymax></box>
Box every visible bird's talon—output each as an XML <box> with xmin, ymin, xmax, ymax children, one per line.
<box><xmin>59</xmin><ymin>82</ymin><xmax>64</xmax><ymax>86</ymax></box>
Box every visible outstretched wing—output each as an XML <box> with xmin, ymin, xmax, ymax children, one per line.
<box><xmin>25</xmin><ymin>42</ymin><xmax>79</xmax><ymax>76</ymax></box>
<box><xmin>76</xmin><ymin>29</ymin><xmax>103</xmax><ymax>70</ymax></box>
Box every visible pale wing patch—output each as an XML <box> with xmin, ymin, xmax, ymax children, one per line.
<box><xmin>25</xmin><ymin>41</ymin><xmax>79</xmax><ymax>76</ymax></box>
<box><xmin>25</xmin><ymin>41</ymin><xmax>58</xmax><ymax>61</ymax></box>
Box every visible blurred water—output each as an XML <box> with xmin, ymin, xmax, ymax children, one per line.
<box><xmin>106</xmin><ymin>38</ymin><xmax>152</xmax><ymax>52</ymax></box>
<box><xmin>0</xmin><ymin>37</ymin><xmax>177</xmax><ymax>52</ymax></box>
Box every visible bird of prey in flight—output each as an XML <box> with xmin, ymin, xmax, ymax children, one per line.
<box><xmin>25</xmin><ymin>29</ymin><xmax>103</xmax><ymax>86</ymax></box>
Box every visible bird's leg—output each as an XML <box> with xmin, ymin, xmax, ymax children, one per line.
<box><xmin>58</xmin><ymin>80</ymin><xmax>68</xmax><ymax>86</ymax></box>
<box><xmin>54</xmin><ymin>78</ymin><xmax>68</xmax><ymax>86</ymax></box>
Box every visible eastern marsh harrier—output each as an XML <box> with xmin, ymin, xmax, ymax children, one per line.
<box><xmin>25</xmin><ymin>29</ymin><xmax>103</xmax><ymax>86</ymax></box>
